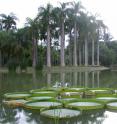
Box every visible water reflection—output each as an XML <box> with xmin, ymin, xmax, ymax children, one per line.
<box><xmin>1</xmin><ymin>103</ymin><xmax>112</xmax><ymax>124</ymax></box>
<box><xmin>47</xmin><ymin>72</ymin><xmax>51</xmax><ymax>86</ymax></box>
<box><xmin>60</xmin><ymin>71</ymin><xmax>65</xmax><ymax>83</ymax></box>
<box><xmin>97</xmin><ymin>71</ymin><xmax>100</xmax><ymax>88</ymax></box>
<box><xmin>47</xmin><ymin>71</ymin><xmax>101</xmax><ymax>88</ymax></box>
<box><xmin>92</xmin><ymin>71</ymin><xmax>95</xmax><ymax>88</ymax></box>
<box><xmin>0</xmin><ymin>104</ymin><xmax>19</xmax><ymax>124</ymax></box>
<box><xmin>1</xmin><ymin>70</ymin><xmax>117</xmax><ymax>124</ymax></box>
<box><xmin>85</xmin><ymin>71</ymin><xmax>88</xmax><ymax>87</ymax></box>
<box><xmin>73</xmin><ymin>72</ymin><xmax>77</xmax><ymax>86</ymax></box>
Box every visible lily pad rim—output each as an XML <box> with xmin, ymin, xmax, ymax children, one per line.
<box><xmin>24</xmin><ymin>101</ymin><xmax>62</xmax><ymax>110</ymax></box>
<box><xmin>40</xmin><ymin>108</ymin><xmax>81</xmax><ymax>119</ymax></box>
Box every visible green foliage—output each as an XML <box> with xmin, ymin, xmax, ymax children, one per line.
<box><xmin>0</xmin><ymin>1</ymin><xmax>117</xmax><ymax>69</ymax></box>
<box><xmin>100</xmin><ymin>42</ymin><xmax>116</xmax><ymax>65</ymax></box>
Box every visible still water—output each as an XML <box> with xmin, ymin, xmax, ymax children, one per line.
<box><xmin>0</xmin><ymin>70</ymin><xmax>117</xmax><ymax>124</ymax></box>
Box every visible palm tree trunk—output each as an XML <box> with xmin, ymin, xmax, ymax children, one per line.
<box><xmin>82</xmin><ymin>44</ymin><xmax>85</xmax><ymax>65</ymax></box>
<box><xmin>32</xmin><ymin>37</ymin><xmax>37</xmax><ymax>69</ymax></box>
<box><xmin>97</xmin><ymin>30</ymin><xmax>100</xmax><ymax>66</ymax></box>
<box><xmin>0</xmin><ymin>50</ymin><xmax>2</xmax><ymax>67</ymax></box>
<box><xmin>79</xmin><ymin>43</ymin><xmax>81</xmax><ymax>66</ymax></box>
<box><xmin>92</xmin><ymin>39</ymin><xmax>95</xmax><ymax>66</ymax></box>
<box><xmin>60</xmin><ymin>20</ymin><xmax>65</xmax><ymax>67</ymax></box>
<box><xmin>73</xmin><ymin>22</ymin><xmax>77</xmax><ymax>66</ymax></box>
<box><xmin>85</xmin><ymin>38</ymin><xmax>88</xmax><ymax>66</ymax></box>
<box><xmin>69</xmin><ymin>31</ymin><xmax>72</xmax><ymax>65</ymax></box>
<box><xmin>97</xmin><ymin>39</ymin><xmax>100</xmax><ymax>66</ymax></box>
<box><xmin>47</xmin><ymin>25</ymin><xmax>51</xmax><ymax>67</ymax></box>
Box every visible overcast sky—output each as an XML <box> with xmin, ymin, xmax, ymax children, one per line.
<box><xmin>0</xmin><ymin>0</ymin><xmax>117</xmax><ymax>39</ymax></box>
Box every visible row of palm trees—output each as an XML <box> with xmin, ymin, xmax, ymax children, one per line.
<box><xmin>0</xmin><ymin>1</ymin><xmax>108</xmax><ymax>68</ymax></box>
<box><xmin>35</xmin><ymin>2</ymin><xmax>107</xmax><ymax>68</ymax></box>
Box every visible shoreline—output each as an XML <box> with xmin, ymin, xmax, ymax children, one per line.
<box><xmin>43</xmin><ymin>66</ymin><xmax>109</xmax><ymax>73</ymax></box>
<box><xmin>0</xmin><ymin>66</ymin><xmax>109</xmax><ymax>73</ymax></box>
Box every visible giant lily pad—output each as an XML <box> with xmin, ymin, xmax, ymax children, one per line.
<box><xmin>32</xmin><ymin>91</ymin><xmax>54</xmax><ymax>94</ymax></box>
<box><xmin>96</xmin><ymin>97</ymin><xmax>117</xmax><ymax>102</ymax></box>
<box><xmin>27</xmin><ymin>96</ymin><xmax>54</xmax><ymax>101</ymax></box>
<box><xmin>64</xmin><ymin>92</ymin><xmax>80</xmax><ymax>95</ymax></box>
<box><xmin>4</xmin><ymin>92</ymin><xmax>31</xmax><ymax>99</ymax></box>
<box><xmin>40</xmin><ymin>108</ymin><xmax>80</xmax><ymax>119</ymax></box>
<box><xmin>69</xmin><ymin>88</ymin><xmax>85</xmax><ymax>91</ymax></box>
<box><xmin>90</xmin><ymin>90</ymin><xmax>107</xmax><ymax>92</ymax></box>
<box><xmin>61</xmin><ymin>92</ymin><xmax>81</xmax><ymax>99</ymax></box>
<box><xmin>31</xmin><ymin>91</ymin><xmax>56</xmax><ymax>97</ymax></box>
<box><xmin>3</xmin><ymin>99</ymin><xmax>27</xmax><ymax>107</ymax></box>
<box><xmin>30</xmin><ymin>89</ymin><xmax>54</xmax><ymax>93</ymax></box>
<box><xmin>60</xmin><ymin>98</ymin><xmax>77</xmax><ymax>101</ymax></box>
<box><xmin>107</xmin><ymin>102</ymin><xmax>117</xmax><ymax>110</ymax></box>
<box><xmin>24</xmin><ymin>101</ymin><xmax>62</xmax><ymax>110</ymax></box>
<box><xmin>89</xmin><ymin>89</ymin><xmax>112</xmax><ymax>94</ymax></box>
<box><xmin>66</xmin><ymin>102</ymin><xmax>104</xmax><ymax>110</ymax></box>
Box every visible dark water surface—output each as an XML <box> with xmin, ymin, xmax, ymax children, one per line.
<box><xmin>0</xmin><ymin>70</ymin><xmax>117</xmax><ymax>124</ymax></box>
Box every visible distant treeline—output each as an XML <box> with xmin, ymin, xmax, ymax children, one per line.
<box><xmin>0</xmin><ymin>1</ymin><xmax>116</xmax><ymax>70</ymax></box>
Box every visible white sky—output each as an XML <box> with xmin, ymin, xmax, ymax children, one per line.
<box><xmin>0</xmin><ymin>0</ymin><xmax>117</xmax><ymax>39</ymax></box>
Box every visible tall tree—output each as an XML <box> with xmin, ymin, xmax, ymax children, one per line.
<box><xmin>25</xmin><ymin>17</ymin><xmax>39</xmax><ymax>69</ymax></box>
<box><xmin>96</xmin><ymin>20</ymin><xmax>106</xmax><ymax>66</ymax></box>
<box><xmin>0</xmin><ymin>18</ymin><xmax>2</xmax><ymax>30</ymax></box>
<box><xmin>54</xmin><ymin>2</ymin><xmax>69</xmax><ymax>67</ymax></box>
<box><xmin>78</xmin><ymin>12</ymin><xmax>89</xmax><ymax>66</ymax></box>
<box><xmin>0</xmin><ymin>13</ymin><xmax>18</xmax><ymax>31</ymax></box>
<box><xmin>71</xmin><ymin>1</ymin><xmax>83</xmax><ymax>66</ymax></box>
<box><xmin>88</xmin><ymin>15</ymin><xmax>97</xmax><ymax>66</ymax></box>
<box><xmin>37</xmin><ymin>4</ymin><xmax>53</xmax><ymax>68</ymax></box>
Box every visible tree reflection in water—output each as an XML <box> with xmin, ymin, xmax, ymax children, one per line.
<box><xmin>1</xmin><ymin>70</ymin><xmax>117</xmax><ymax>124</ymax></box>
<box><xmin>0</xmin><ymin>103</ymin><xmax>107</xmax><ymax>124</ymax></box>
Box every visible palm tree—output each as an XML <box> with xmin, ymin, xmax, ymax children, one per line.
<box><xmin>25</xmin><ymin>17</ymin><xmax>39</xmax><ymax>69</ymax></box>
<box><xmin>96</xmin><ymin>20</ymin><xmax>106</xmax><ymax>66</ymax></box>
<box><xmin>70</xmin><ymin>1</ymin><xmax>83</xmax><ymax>66</ymax></box>
<box><xmin>88</xmin><ymin>15</ymin><xmax>97</xmax><ymax>66</ymax></box>
<box><xmin>54</xmin><ymin>2</ymin><xmax>69</xmax><ymax>67</ymax></box>
<box><xmin>78</xmin><ymin>12</ymin><xmax>89</xmax><ymax>66</ymax></box>
<box><xmin>0</xmin><ymin>18</ymin><xmax>2</xmax><ymax>30</ymax></box>
<box><xmin>65</xmin><ymin>7</ymin><xmax>74</xmax><ymax>65</ymax></box>
<box><xmin>0</xmin><ymin>13</ymin><xmax>18</xmax><ymax>31</ymax></box>
<box><xmin>91</xmin><ymin>22</ymin><xmax>97</xmax><ymax>66</ymax></box>
<box><xmin>37</xmin><ymin>4</ymin><xmax>53</xmax><ymax>68</ymax></box>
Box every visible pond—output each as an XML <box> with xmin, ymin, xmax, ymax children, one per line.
<box><xmin>0</xmin><ymin>70</ymin><xmax>117</xmax><ymax>124</ymax></box>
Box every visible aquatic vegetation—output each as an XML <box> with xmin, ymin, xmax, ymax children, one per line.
<box><xmin>30</xmin><ymin>89</ymin><xmax>56</xmax><ymax>97</ymax></box>
<box><xmin>3</xmin><ymin>87</ymin><xmax>117</xmax><ymax>119</ymax></box>
<box><xmin>4</xmin><ymin>92</ymin><xmax>31</xmax><ymax>99</ymax></box>
<box><xmin>89</xmin><ymin>88</ymin><xmax>113</xmax><ymax>94</ymax></box>
<box><xmin>107</xmin><ymin>102</ymin><xmax>117</xmax><ymax>110</ymax></box>
<box><xmin>40</xmin><ymin>108</ymin><xmax>81</xmax><ymax>119</ymax></box>
<box><xmin>27</xmin><ymin>96</ymin><xmax>54</xmax><ymax>101</ymax></box>
<box><xmin>3</xmin><ymin>99</ymin><xmax>27</xmax><ymax>107</ymax></box>
<box><xmin>24</xmin><ymin>101</ymin><xmax>62</xmax><ymax>110</ymax></box>
<box><xmin>69</xmin><ymin>88</ymin><xmax>85</xmax><ymax>91</ymax></box>
<box><xmin>66</xmin><ymin>101</ymin><xmax>104</xmax><ymax>110</ymax></box>
<box><xmin>96</xmin><ymin>97</ymin><xmax>117</xmax><ymax>103</ymax></box>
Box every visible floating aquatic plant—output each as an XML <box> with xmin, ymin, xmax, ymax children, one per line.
<box><xmin>4</xmin><ymin>92</ymin><xmax>31</xmax><ymax>99</ymax></box>
<box><xmin>66</xmin><ymin>101</ymin><xmax>104</xmax><ymax>110</ymax></box>
<box><xmin>24</xmin><ymin>101</ymin><xmax>62</xmax><ymax>110</ymax></box>
<box><xmin>40</xmin><ymin>108</ymin><xmax>81</xmax><ymax>119</ymax></box>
